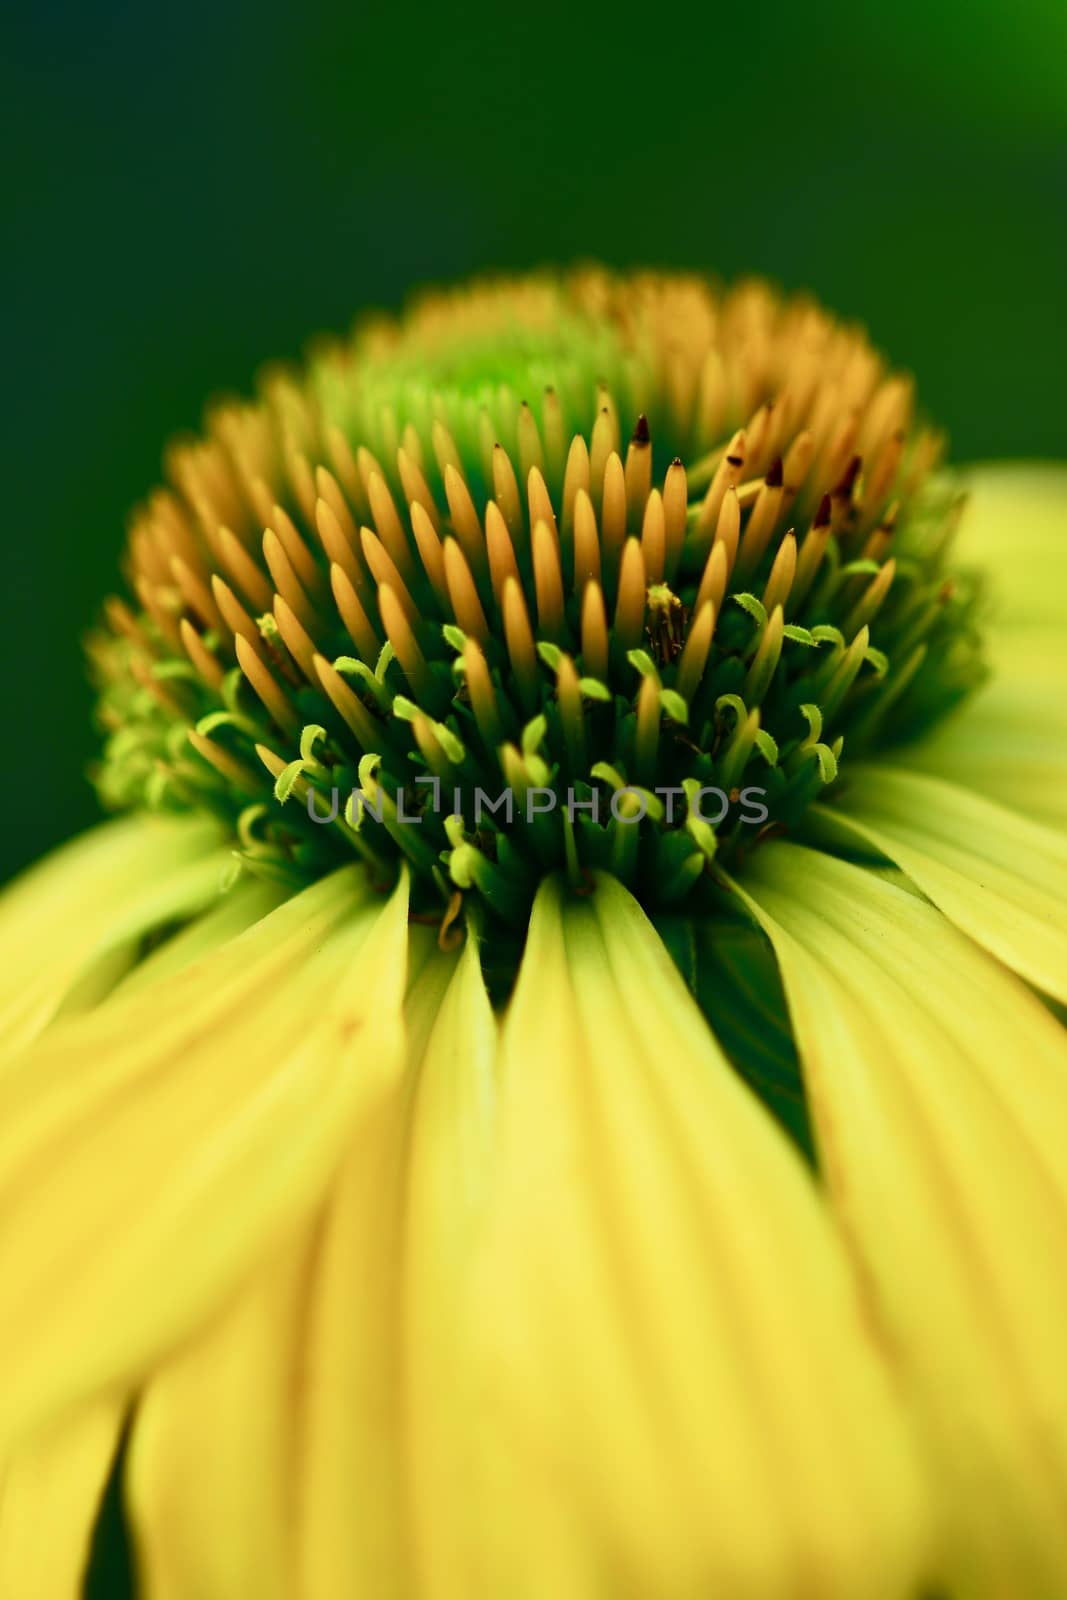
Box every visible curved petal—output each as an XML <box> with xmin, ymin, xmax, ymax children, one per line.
<box><xmin>899</xmin><ymin>463</ymin><xmax>1067</xmax><ymax>824</ymax></box>
<box><xmin>826</xmin><ymin>764</ymin><xmax>1067</xmax><ymax>1003</ymax></box>
<box><xmin>127</xmin><ymin>1238</ymin><xmax>311</xmax><ymax>1600</ymax></box>
<box><xmin>127</xmin><ymin>926</ymin><xmax>500</xmax><ymax>1600</ymax></box>
<box><xmin>0</xmin><ymin>813</ymin><xmax>231</xmax><ymax>1056</ymax></box>
<box><xmin>401</xmin><ymin>929</ymin><xmax>499</xmax><ymax>1599</ymax></box>
<box><xmin>472</xmin><ymin>873</ymin><xmax>929</xmax><ymax>1598</ymax></box>
<box><xmin>293</xmin><ymin>928</ymin><xmax>449</xmax><ymax>1599</ymax></box>
<box><xmin>738</xmin><ymin>841</ymin><xmax>1067</xmax><ymax>1598</ymax></box>
<box><xmin>0</xmin><ymin>1401</ymin><xmax>122</xmax><ymax>1599</ymax></box>
<box><xmin>114</xmin><ymin>874</ymin><xmax>289</xmax><ymax>996</ymax></box>
<box><xmin>295</xmin><ymin>929</ymin><xmax>497</xmax><ymax>1600</ymax></box>
<box><xmin>0</xmin><ymin>865</ymin><xmax>410</xmax><ymax>1452</ymax></box>
<box><xmin>954</xmin><ymin>462</ymin><xmax>1067</xmax><ymax>635</ymax></box>
<box><xmin>897</xmin><ymin>665</ymin><xmax>1067</xmax><ymax>829</ymax></box>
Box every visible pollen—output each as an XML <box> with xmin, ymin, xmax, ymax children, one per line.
<box><xmin>89</xmin><ymin>269</ymin><xmax>986</xmax><ymax>926</ymax></box>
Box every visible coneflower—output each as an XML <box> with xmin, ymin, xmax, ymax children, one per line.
<box><xmin>0</xmin><ymin>269</ymin><xmax>1065</xmax><ymax>1600</ymax></box>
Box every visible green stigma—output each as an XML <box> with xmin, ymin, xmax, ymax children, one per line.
<box><xmin>89</xmin><ymin>270</ymin><xmax>986</xmax><ymax>940</ymax></box>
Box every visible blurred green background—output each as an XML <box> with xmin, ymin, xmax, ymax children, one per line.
<box><xmin>4</xmin><ymin>0</ymin><xmax>1065</xmax><ymax>882</ymax></box>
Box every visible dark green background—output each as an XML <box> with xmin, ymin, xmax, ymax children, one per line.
<box><xmin>4</xmin><ymin>0</ymin><xmax>1065</xmax><ymax>883</ymax></box>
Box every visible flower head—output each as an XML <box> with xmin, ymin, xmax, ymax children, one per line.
<box><xmin>90</xmin><ymin>272</ymin><xmax>983</xmax><ymax>949</ymax></box>
<box><xmin>1</xmin><ymin>270</ymin><xmax>1066</xmax><ymax>1600</ymax></box>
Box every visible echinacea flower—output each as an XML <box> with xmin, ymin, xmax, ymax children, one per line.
<box><xmin>1</xmin><ymin>268</ymin><xmax>1066</xmax><ymax>1600</ymax></box>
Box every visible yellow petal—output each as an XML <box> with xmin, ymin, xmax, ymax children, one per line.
<box><xmin>115</xmin><ymin>873</ymin><xmax>289</xmax><ymax>997</ymax></box>
<box><xmin>402</xmin><ymin>928</ymin><xmax>498</xmax><ymax>1600</ymax></box>
<box><xmin>0</xmin><ymin>864</ymin><xmax>409</xmax><ymax>1451</ymax></box>
<box><xmin>827</xmin><ymin>764</ymin><xmax>1067</xmax><ymax>1003</ymax></box>
<box><xmin>898</xmin><ymin>663</ymin><xmax>1067</xmax><ymax>829</ymax></box>
<box><xmin>955</xmin><ymin>462</ymin><xmax>1067</xmax><ymax>635</ymax></box>
<box><xmin>295</xmin><ymin>927</ymin><xmax>497</xmax><ymax>1600</ymax></box>
<box><xmin>900</xmin><ymin>463</ymin><xmax>1067</xmax><ymax>826</ymax></box>
<box><xmin>0</xmin><ymin>1400</ymin><xmax>122</xmax><ymax>1599</ymax></box>
<box><xmin>128</xmin><ymin>1237</ymin><xmax>311</xmax><ymax>1600</ymax></box>
<box><xmin>294</xmin><ymin>927</ymin><xmax>441</xmax><ymax>1599</ymax></box>
<box><xmin>0</xmin><ymin>813</ymin><xmax>230</xmax><ymax>1055</ymax></box>
<box><xmin>472</xmin><ymin>873</ymin><xmax>928</xmax><ymax>1597</ymax></box>
<box><xmin>738</xmin><ymin>841</ymin><xmax>1067</xmax><ymax>1598</ymax></box>
<box><xmin>125</xmin><ymin>925</ymin><xmax>498</xmax><ymax>1600</ymax></box>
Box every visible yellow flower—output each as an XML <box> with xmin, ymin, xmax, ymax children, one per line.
<box><xmin>1</xmin><ymin>272</ymin><xmax>1065</xmax><ymax>1599</ymax></box>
